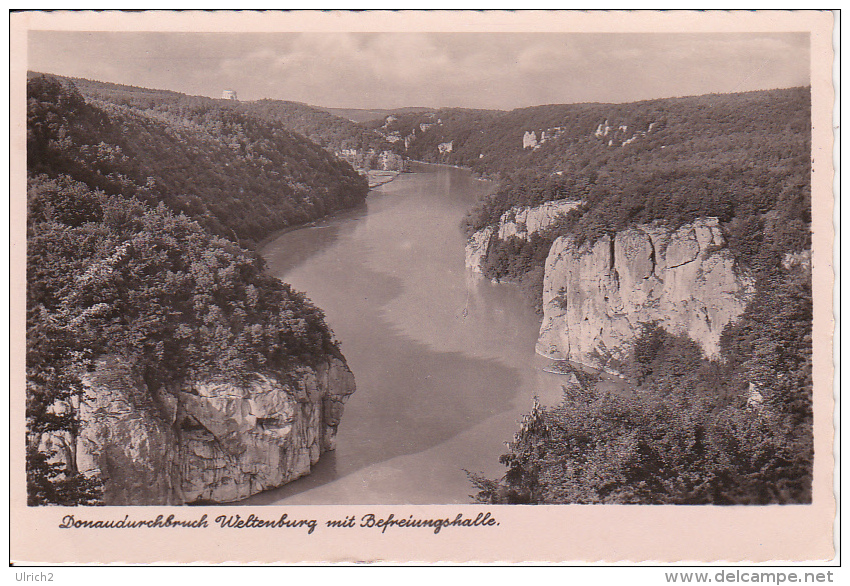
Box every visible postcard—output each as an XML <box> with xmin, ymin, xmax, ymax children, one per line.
<box><xmin>9</xmin><ymin>9</ymin><xmax>836</xmax><ymax>564</ymax></box>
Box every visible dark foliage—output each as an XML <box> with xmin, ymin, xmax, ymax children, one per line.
<box><xmin>26</xmin><ymin>161</ymin><xmax>346</xmax><ymax>504</ymax></box>
<box><xmin>463</xmin><ymin>87</ymin><xmax>811</xmax><ymax>262</ymax></box>
<box><xmin>245</xmin><ymin>99</ymin><xmax>396</xmax><ymax>155</ymax></box>
<box><xmin>27</xmin><ymin>175</ymin><xmax>340</xmax><ymax>385</ymax></box>
<box><xmin>470</xmin><ymin>312</ymin><xmax>813</xmax><ymax>504</ymax></box>
<box><xmin>50</xmin><ymin>73</ymin><xmax>396</xmax><ymax>156</ymax></box>
<box><xmin>26</xmin><ymin>444</ymin><xmax>103</xmax><ymax>506</ymax></box>
<box><xmin>27</xmin><ymin>74</ymin><xmax>369</xmax><ymax>248</ymax></box>
<box><xmin>368</xmin><ymin>108</ymin><xmax>502</xmax><ymax>166</ymax></box>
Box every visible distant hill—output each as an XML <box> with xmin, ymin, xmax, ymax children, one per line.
<box><xmin>364</xmin><ymin>107</ymin><xmax>502</xmax><ymax>162</ymax></box>
<box><xmin>27</xmin><ymin>73</ymin><xmax>369</xmax><ymax>247</ymax></box>
<box><xmin>449</xmin><ymin>86</ymin><xmax>811</xmax><ymax>323</ymax></box>
<box><xmin>243</xmin><ymin>99</ymin><xmax>395</xmax><ymax>154</ymax></box>
<box><xmin>25</xmin><ymin>74</ymin><xmax>357</xmax><ymax>506</ymax></box>
<box><xmin>28</xmin><ymin>71</ymin><xmax>184</xmax><ymax>101</ymax></box>
<box><xmin>32</xmin><ymin>72</ymin><xmax>398</xmax><ymax>159</ymax></box>
<box><xmin>374</xmin><ymin>89</ymin><xmax>809</xmax><ymax>187</ymax></box>
<box><xmin>319</xmin><ymin>106</ymin><xmax>434</xmax><ymax>123</ymax></box>
<box><xmin>465</xmin><ymin>88</ymin><xmax>811</xmax><ymax>239</ymax></box>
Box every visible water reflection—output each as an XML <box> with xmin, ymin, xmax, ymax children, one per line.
<box><xmin>243</xmin><ymin>165</ymin><xmax>564</xmax><ymax>505</ymax></box>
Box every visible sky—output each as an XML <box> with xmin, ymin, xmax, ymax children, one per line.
<box><xmin>28</xmin><ymin>32</ymin><xmax>810</xmax><ymax>110</ymax></box>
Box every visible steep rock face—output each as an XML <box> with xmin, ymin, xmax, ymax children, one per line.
<box><xmin>464</xmin><ymin>200</ymin><xmax>581</xmax><ymax>273</ymax></box>
<box><xmin>66</xmin><ymin>355</ymin><xmax>355</xmax><ymax>505</ymax></box>
<box><xmin>497</xmin><ymin>200</ymin><xmax>582</xmax><ymax>241</ymax></box>
<box><xmin>75</xmin><ymin>356</ymin><xmax>182</xmax><ymax>505</ymax></box>
<box><xmin>465</xmin><ymin>226</ymin><xmax>494</xmax><ymax>274</ymax></box>
<box><xmin>522</xmin><ymin>130</ymin><xmax>538</xmax><ymax>149</ymax></box>
<box><xmin>537</xmin><ymin>218</ymin><xmax>755</xmax><ymax>369</ymax></box>
<box><xmin>338</xmin><ymin>148</ymin><xmax>405</xmax><ymax>172</ymax></box>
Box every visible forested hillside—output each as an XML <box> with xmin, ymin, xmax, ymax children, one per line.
<box><xmin>28</xmin><ymin>74</ymin><xmax>369</xmax><ymax>247</ymax></box>
<box><xmin>41</xmin><ymin>72</ymin><xmax>402</xmax><ymax>172</ymax></box>
<box><xmin>460</xmin><ymin>87</ymin><xmax>813</xmax><ymax>505</ymax></box>
<box><xmin>26</xmin><ymin>175</ymin><xmax>344</xmax><ymax>505</ymax></box>
<box><xmin>319</xmin><ymin>105</ymin><xmax>433</xmax><ymax>124</ymax></box>
<box><xmin>382</xmin><ymin>89</ymin><xmax>802</xmax><ymax>162</ymax></box>
<box><xmin>26</xmin><ymin>75</ymin><xmax>358</xmax><ymax>504</ymax></box>
<box><xmin>372</xmin><ymin>89</ymin><xmax>810</xmax><ymax>294</ymax></box>
<box><xmin>365</xmin><ymin>107</ymin><xmax>501</xmax><ymax>161</ymax></box>
<box><xmin>243</xmin><ymin>99</ymin><xmax>396</xmax><ymax>154</ymax></box>
<box><xmin>455</xmin><ymin>88</ymin><xmax>811</xmax><ymax>299</ymax></box>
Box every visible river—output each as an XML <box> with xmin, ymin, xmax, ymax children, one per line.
<box><xmin>243</xmin><ymin>163</ymin><xmax>564</xmax><ymax>505</ymax></box>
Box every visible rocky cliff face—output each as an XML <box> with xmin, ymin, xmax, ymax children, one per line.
<box><xmin>338</xmin><ymin>148</ymin><xmax>405</xmax><ymax>172</ymax></box>
<box><xmin>593</xmin><ymin>119</ymin><xmax>657</xmax><ymax>147</ymax></box>
<box><xmin>465</xmin><ymin>200</ymin><xmax>582</xmax><ymax>273</ymax></box>
<box><xmin>537</xmin><ymin>218</ymin><xmax>755</xmax><ymax>370</ymax></box>
<box><xmin>57</xmin><ymin>355</ymin><xmax>355</xmax><ymax>505</ymax></box>
<box><xmin>465</xmin><ymin>226</ymin><xmax>494</xmax><ymax>274</ymax></box>
<box><xmin>497</xmin><ymin>200</ymin><xmax>582</xmax><ymax>241</ymax></box>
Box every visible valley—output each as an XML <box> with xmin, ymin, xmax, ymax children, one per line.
<box><xmin>25</xmin><ymin>74</ymin><xmax>813</xmax><ymax>506</ymax></box>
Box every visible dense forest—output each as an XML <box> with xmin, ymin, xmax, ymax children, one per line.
<box><xmin>373</xmin><ymin>89</ymin><xmax>810</xmax><ymax>303</ymax></box>
<box><xmin>454</xmin><ymin>87</ymin><xmax>814</xmax><ymax>504</ymax></box>
<box><xmin>24</xmin><ymin>73</ymin><xmax>815</xmax><ymax>505</ymax></box>
<box><xmin>461</xmin><ymin>88</ymin><xmax>811</xmax><ymax>306</ymax></box>
<box><xmin>25</xmin><ymin>75</ymin><xmax>357</xmax><ymax>504</ymax></box>
<box><xmin>27</xmin><ymin>74</ymin><xmax>370</xmax><ymax>248</ymax></box>
<box><xmin>46</xmin><ymin>73</ymin><xmax>401</xmax><ymax>168</ymax></box>
<box><xmin>470</xmin><ymin>268</ymin><xmax>812</xmax><ymax>505</ymax></box>
<box><xmin>243</xmin><ymin>99</ymin><xmax>397</xmax><ymax>155</ymax></box>
<box><xmin>365</xmin><ymin>107</ymin><xmax>501</xmax><ymax>162</ymax></box>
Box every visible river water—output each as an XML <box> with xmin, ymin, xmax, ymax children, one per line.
<box><xmin>244</xmin><ymin>163</ymin><xmax>564</xmax><ymax>505</ymax></box>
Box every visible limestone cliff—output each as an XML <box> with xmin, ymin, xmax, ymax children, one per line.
<box><xmin>536</xmin><ymin>218</ymin><xmax>755</xmax><ymax>370</ymax></box>
<box><xmin>338</xmin><ymin>148</ymin><xmax>406</xmax><ymax>172</ymax></box>
<box><xmin>465</xmin><ymin>200</ymin><xmax>582</xmax><ymax>273</ymax></box>
<box><xmin>522</xmin><ymin>130</ymin><xmax>538</xmax><ymax>149</ymax></box>
<box><xmin>465</xmin><ymin>226</ymin><xmax>494</xmax><ymax>274</ymax></box>
<box><xmin>59</xmin><ymin>355</ymin><xmax>355</xmax><ymax>505</ymax></box>
<box><xmin>497</xmin><ymin>200</ymin><xmax>582</xmax><ymax>241</ymax></box>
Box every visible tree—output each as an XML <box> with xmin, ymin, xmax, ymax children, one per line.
<box><xmin>25</xmin><ymin>175</ymin><xmax>343</xmax><ymax>505</ymax></box>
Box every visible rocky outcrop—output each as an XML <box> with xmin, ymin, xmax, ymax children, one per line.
<box><xmin>524</xmin><ymin>126</ymin><xmax>567</xmax><ymax>150</ymax></box>
<box><xmin>74</xmin><ymin>357</ymin><xmax>182</xmax><ymax>505</ymax></box>
<box><xmin>338</xmin><ymin>148</ymin><xmax>405</xmax><ymax>172</ymax></box>
<box><xmin>465</xmin><ymin>226</ymin><xmax>494</xmax><ymax>274</ymax></box>
<box><xmin>593</xmin><ymin>119</ymin><xmax>657</xmax><ymax>147</ymax></box>
<box><xmin>57</xmin><ymin>355</ymin><xmax>355</xmax><ymax>505</ymax></box>
<box><xmin>537</xmin><ymin>218</ymin><xmax>755</xmax><ymax>369</ymax></box>
<box><xmin>464</xmin><ymin>200</ymin><xmax>581</xmax><ymax>273</ymax></box>
<box><xmin>497</xmin><ymin>200</ymin><xmax>582</xmax><ymax>241</ymax></box>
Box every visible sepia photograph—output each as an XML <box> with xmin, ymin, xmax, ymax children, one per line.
<box><xmin>9</xmin><ymin>10</ymin><xmax>836</xmax><ymax>564</ymax></box>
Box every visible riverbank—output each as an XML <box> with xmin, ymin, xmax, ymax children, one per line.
<box><xmin>408</xmin><ymin>159</ymin><xmax>495</xmax><ymax>183</ymax></box>
<box><xmin>366</xmin><ymin>169</ymin><xmax>400</xmax><ymax>188</ymax></box>
<box><xmin>256</xmin><ymin>170</ymin><xmax>406</xmax><ymax>252</ymax></box>
<box><xmin>539</xmin><ymin>353</ymin><xmax>633</xmax><ymax>398</ymax></box>
<box><xmin>243</xmin><ymin>164</ymin><xmax>560</xmax><ymax>505</ymax></box>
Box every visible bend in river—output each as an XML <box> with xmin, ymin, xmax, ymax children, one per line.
<box><xmin>242</xmin><ymin>163</ymin><xmax>564</xmax><ymax>505</ymax></box>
